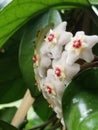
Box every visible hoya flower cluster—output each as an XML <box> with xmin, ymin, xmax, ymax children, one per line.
<box><xmin>33</xmin><ymin>21</ymin><xmax>98</xmax><ymax>127</ymax></box>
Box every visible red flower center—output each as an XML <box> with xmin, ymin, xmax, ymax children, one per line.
<box><xmin>46</xmin><ymin>86</ymin><xmax>52</xmax><ymax>94</ymax></box>
<box><xmin>73</xmin><ymin>39</ymin><xmax>82</xmax><ymax>49</ymax></box>
<box><xmin>48</xmin><ymin>34</ymin><xmax>54</xmax><ymax>42</ymax></box>
<box><xmin>55</xmin><ymin>67</ymin><xmax>61</xmax><ymax>77</ymax></box>
<box><xmin>33</xmin><ymin>54</ymin><xmax>37</xmax><ymax>64</ymax></box>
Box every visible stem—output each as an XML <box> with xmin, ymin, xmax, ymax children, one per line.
<box><xmin>27</xmin><ymin>121</ymin><xmax>50</xmax><ymax>130</ymax></box>
<box><xmin>11</xmin><ymin>89</ymin><xmax>35</xmax><ymax>127</ymax></box>
<box><xmin>80</xmin><ymin>61</ymin><xmax>98</xmax><ymax>71</ymax></box>
<box><xmin>80</xmin><ymin>56</ymin><xmax>98</xmax><ymax>71</ymax></box>
<box><xmin>48</xmin><ymin>123</ymin><xmax>61</xmax><ymax>130</ymax></box>
<box><xmin>94</xmin><ymin>55</ymin><xmax>98</xmax><ymax>61</ymax></box>
<box><xmin>26</xmin><ymin>116</ymin><xmax>57</xmax><ymax>130</ymax></box>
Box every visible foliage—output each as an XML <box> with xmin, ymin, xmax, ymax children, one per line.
<box><xmin>62</xmin><ymin>68</ymin><xmax>98</xmax><ymax>130</ymax></box>
<box><xmin>0</xmin><ymin>0</ymin><xmax>98</xmax><ymax>130</ymax></box>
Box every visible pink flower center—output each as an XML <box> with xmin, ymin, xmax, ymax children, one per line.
<box><xmin>46</xmin><ymin>85</ymin><xmax>52</xmax><ymax>94</ymax></box>
<box><xmin>48</xmin><ymin>33</ymin><xmax>54</xmax><ymax>42</ymax></box>
<box><xmin>73</xmin><ymin>39</ymin><xmax>82</xmax><ymax>49</ymax></box>
<box><xmin>33</xmin><ymin>54</ymin><xmax>37</xmax><ymax>64</ymax></box>
<box><xmin>55</xmin><ymin>67</ymin><xmax>61</xmax><ymax>77</ymax></box>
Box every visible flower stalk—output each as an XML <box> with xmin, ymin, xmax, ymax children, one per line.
<box><xmin>11</xmin><ymin>89</ymin><xmax>35</xmax><ymax>127</ymax></box>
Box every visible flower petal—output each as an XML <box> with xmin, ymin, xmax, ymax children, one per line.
<box><xmin>65</xmin><ymin>63</ymin><xmax>80</xmax><ymax>82</ymax></box>
<box><xmin>75</xmin><ymin>31</ymin><xmax>85</xmax><ymax>38</ymax></box>
<box><xmin>54</xmin><ymin>22</ymin><xmax>67</xmax><ymax>33</ymax></box>
<box><xmin>84</xmin><ymin>35</ymin><xmax>98</xmax><ymax>48</ymax></box>
<box><xmin>80</xmin><ymin>48</ymin><xmax>94</xmax><ymax>62</ymax></box>
<box><xmin>39</xmin><ymin>54</ymin><xmax>51</xmax><ymax>77</ymax></box>
<box><xmin>50</xmin><ymin>45</ymin><xmax>62</xmax><ymax>59</ymax></box>
<box><xmin>58</xmin><ymin>31</ymin><xmax>73</xmax><ymax>45</ymax></box>
<box><xmin>66</xmin><ymin>51</ymin><xmax>79</xmax><ymax>65</ymax></box>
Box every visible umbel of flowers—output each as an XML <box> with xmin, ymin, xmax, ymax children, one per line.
<box><xmin>33</xmin><ymin>21</ymin><xmax>98</xmax><ymax>127</ymax></box>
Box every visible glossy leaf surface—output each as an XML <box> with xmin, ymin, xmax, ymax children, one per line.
<box><xmin>0</xmin><ymin>0</ymin><xmax>90</xmax><ymax>47</ymax></box>
<box><xmin>62</xmin><ymin>67</ymin><xmax>98</xmax><ymax>130</ymax></box>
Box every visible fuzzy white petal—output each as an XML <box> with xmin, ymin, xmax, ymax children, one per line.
<box><xmin>75</xmin><ymin>31</ymin><xmax>85</xmax><ymax>38</ymax></box>
<box><xmin>80</xmin><ymin>48</ymin><xmax>94</xmax><ymax>62</ymax></box>
<box><xmin>66</xmin><ymin>51</ymin><xmax>79</xmax><ymax>65</ymax></box>
<box><xmin>50</xmin><ymin>45</ymin><xmax>62</xmax><ymax>59</ymax></box>
<box><xmin>54</xmin><ymin>22</ymin><xmax>67</xmax><ymax>33</ymax></box>
<box><xmin>84</xmin><ymin>35</ymin><xmax>98</xmax><ymax>48</ymax></box>
<box><xmin>58</xmin><ymin>31</ymin><xmax>73</xmax><ymax>45</ymax></box>
<box><xmin>39</xmin><ymin>54</ymin><xmax>51</xmax><ymax>77</ymax></box>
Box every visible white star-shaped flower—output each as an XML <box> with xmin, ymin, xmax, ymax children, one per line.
<box><xmin>65</xmin><ymin>31</ymin><xmax>98</xmax><ymax>65</ymax></box>
<box><xmin>45</xmin><ymin>29</ymin><xmax>58</xmax><ymax>45</ymax></box>
<box><xmin>42</xmin><ymin>69</ymin><xmax>65</xmax><ymax>100</ymax></box>
<box><xmin>40</xmin><ymin>22</ymin><xmax>72</xmax><ymax>59</ymax></box>
<box><xmin>52</xmin><ymin>51</ymin><xmax>80</xmax><ymax>83</ymax></box>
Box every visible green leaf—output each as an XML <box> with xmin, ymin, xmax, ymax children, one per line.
<box><xmin>0</xmin><ymin>29</ymin><xmax>27</xmax><ymax>104</ymax></box>
<box><xmin>19</xmin><ymin>9</ymin><xmax>62</xmax><ymax>97</ymax></box>
<box><xmin>0</xmin><ymin>79</ymin><xmax>27</xmax><ymax>104</ymax></box>
<box><xmin>0</xmin><ymin>0</ymin><xmax>90</xmax><ymax>47</ymax></box>
<box><xmin>0</xmin><ymin>41</ymin><xmax>20</xmax><ymax>82</ymax></box>
<box><xmin>62</xmin><ymin>67</ymin><xmax>98</xmax><ymax>130</ymax></box>
<box><xmin>0</xmin><ymin>120</ymin><xmax>18</xmax><ymax>130</ymax></box>
<box><xmin>0</xmin><ymin>107</ymin><xmax>17</xmax><ymax>123</ymax></box>
<box><xmin>33</xmin><ymin>95</ymin><xmax>53</xmax><ymax>121</ymax></box>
